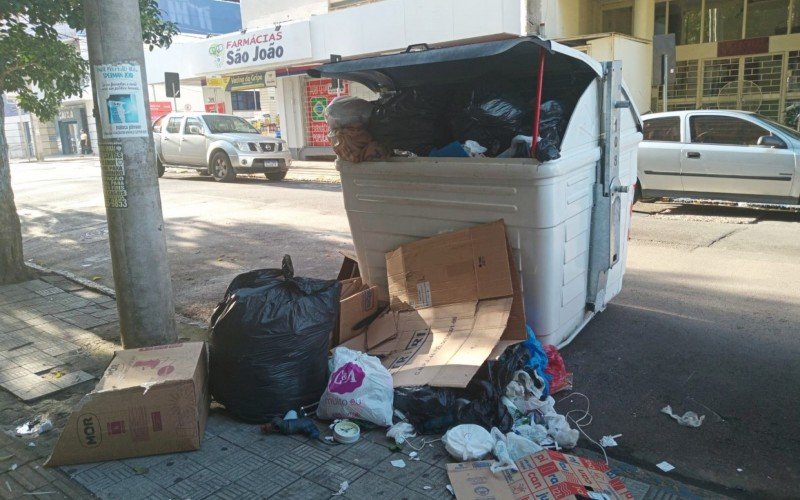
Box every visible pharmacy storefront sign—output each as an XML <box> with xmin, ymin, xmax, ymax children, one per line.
<box><xmin>203</xmin><ymin>21</ymin><xmax>312</xmax><ymax>74</ymax></box>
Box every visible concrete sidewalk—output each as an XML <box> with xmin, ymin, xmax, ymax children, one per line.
<box><xmin>0</xmin><ymin>272</ymin><xmax>729</xmax><ymax>499</ymax></box>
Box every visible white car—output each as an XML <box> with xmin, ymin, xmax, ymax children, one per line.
<box><xmin>153</xmin><ymin>112</ymin><xmax>292</xmax><ymax>182</ymax></box>
<box><xmin>637</xmin><ymin>110</ymin><xmax>800</xmax><ymax>205</ymax></box>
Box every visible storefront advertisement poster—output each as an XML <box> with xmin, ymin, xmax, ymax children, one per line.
<box><xmin>305</xmin><ymin>79</ymin><xmax>349</xmax><ymax>147</ymax></box>
<box><xmin>94</xmin><ymin>63</ymin><xmax>149</xmax><ymax>139</ymax></box>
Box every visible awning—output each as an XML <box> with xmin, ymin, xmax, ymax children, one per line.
<box><xmin>307</xmin><ymin>36</ymin><xmax>603</xmax><ymax>91</ymax></box>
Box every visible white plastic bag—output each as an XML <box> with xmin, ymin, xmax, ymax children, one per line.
<box><xmin>506</xmin><ymin>432</ymin><xmax>543</xmax><ymax>459</ymax></box>
<box><xmin>317</xmin><ymin>347</ymin><xmax>394</xmax><ymax>426</ymax></box>
<box><xmin>490</xmin><ymin>428</ymin><xmax>517</xmax><ymax>473</ymax></box>
<box><xmin>325</xmin><ymin>97</ymin><xmax>375</xmax><ymax>129</ymax></box>
<box><xmin>443</xmin><ymin>424</ymin><xmax>493</xmax><ymax>461</ymax></box>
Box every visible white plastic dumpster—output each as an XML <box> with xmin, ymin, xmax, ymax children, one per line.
<box><xmin>310</xmin><ymin>37</ymin><xmax>642</xmax><ymax>346</ymax></box>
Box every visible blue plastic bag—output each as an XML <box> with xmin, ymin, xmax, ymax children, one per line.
<box><xmin>521</xmin><ymin>325</ymin><xmax>551</xmax><ymax>397</ymax></box>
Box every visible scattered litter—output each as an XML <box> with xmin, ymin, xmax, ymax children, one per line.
<box><xmin>600</xmin><ymin>434</ymin><xmax>621</xmax><ymax>448</ymax></box>
<box><xmin>444</xmin><ymin>424</ymin><xmax>494</xmax><ymax>461</ymax></box>
<box><xmin>331</xmin><ymin>480</ymin><xmax>349</xmax><ymax>496</ymax></box>
<box><xmin>5</xmin><ymin>481</ymin><xmax>10</xmax><ymax>493</ymax></box>
<box><xmin>446</xmin><ymin>485</ymin><xmax>455</xmax><ymax>496</ymax></box>
<box><xmin>10</xmin><ymin>464</ymin><xmax>18</xmax><ymax>471</ymax></box>
<box><xmin>332</xmin><ymin>421</ymin><xmax>360</xmax><ymax>444</ymax></box>
<box><xmin>737</xmin><ymin>468</ymin><xmax>743</xmax><ymax>472</ymax></box>
<box><xmin>544</xmin><ymin>344</ymin><xmax>573</xmax><ymax>394</ymax></box>
<box><xmin>324</xmin><ymin>436</ymin><xmax>335</xmax><ymax>443</ymax></box>
<box><xmin>283</xmin><ymin>410</ymin><xmax>298</xmax><ymax>420</ymax></box>
<box><xmin>423</xmin><ymin>486</ymin><xmax>432</xmax><ymax>490</ymax></box>
<box><xmin>656</xmin><ymin>461</ymin><xmax>675</xmax><ymax>472</ymax></box>
<box><xmin>132</xmin><ymin>466</ymin><xmax>149</xmax><ymax>475</ymax></box>
<box><xmin>15</xmin><ymin>418</ymin><xmax>52</xmax><ymax>436</ymax></box>
<box><xmin>27</xmin><ymin>443</ymin><xmax>35</xmax><ymax>448</ymax></box>
<box><xmin>261</xmin><ymin>417</ymin><xmax>320</xmax><ymax>439</ymax></box>
<box><xmin>408</xmin><ymin>451</ymin><xmax>418</xmax><ymax>459</ymax></box>
<box><xmin>661</xmin><ymin>405</ymin><xmax>705</xmax><ymax>428</ymax></box>
<box><xmin>386</xmin><ymin>422</ymin><xmax>416</xmax><ymax>445</ymax></box>
<box><xmin>390</xmin><ymin>459</ymin><xmax>407</xmax><ymax>468</ymax></box>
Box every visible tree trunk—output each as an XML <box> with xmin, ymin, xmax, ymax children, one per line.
<box><xmin>0</xmin><ymin>93</ymin><xmax>32</xmax><ymax>284</ymax></box>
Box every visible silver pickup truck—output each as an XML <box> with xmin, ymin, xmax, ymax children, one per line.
<box><xmin>153</xmin><ymin>112</ymin><xmax>291</xmax><ymax>182</ymax></box>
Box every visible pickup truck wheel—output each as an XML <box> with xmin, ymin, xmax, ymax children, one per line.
<box><xmin>265</xmin><ymin>171</ymin><xmax>287</xmax><ymax>181</ymax></box>
<box><xmin>157</xmin><ymin>158</ymin><xmax>165</xmax><ymax>178</ymax></box>
<box><xmin>210</xmin><ymin>152</ymin><xmax>236</xmax><ymax>182</ymax></box>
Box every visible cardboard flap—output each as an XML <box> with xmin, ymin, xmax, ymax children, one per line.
<box><xmin>338</xmin><ymin>285</ymin><xmax>378</xmax><ymax>344</ymax></box>
<box><xmin>369</xmin><ymin>297</ymin><xmax>513</xmax><ymax>388</ymax></box>
<box><xmin>386</xmin><ymin>220</ymin><xmax>513</xmax><ymax>311</ymax></box>
<box><xmin>95</xmin><ymin>343</ymin><xmax>205</xmax><ymax>393</ymax></box>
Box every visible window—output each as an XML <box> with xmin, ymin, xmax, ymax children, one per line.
<box><xmin>690</xmin><ymin>115</ymin><xmax>770</xmax><ymax>145</ymax></box>
<box><xmin>669</xmin><ymin>0</ymin><xmax>703</xmax><ymax>44</ymax></box>
<box><xmin>655</xmin><ymin>2</ymin><xmax>668</xmax><ymax>35</ymax></box>
<box><xmin>706</xmin><ymin>0</ymin><xmax>744</xmax><ymax>42</ymax></box>
<box><xmin>644</xmin><ymin>117</ymin><xmax>682</xmax><ymax>142</ymax></box>
<box><xmin>231</xmin><ymin>90</ymin><xmax>261</xmax><ymax>111</ymax></box>
<box><xmin>602</xmin><ymin>7</ymin><xmax>633</xmax><ymax>35</ymax></box>
<box><xmin>203</xmin><ymin>115</ymin><xmax>259</xmax><ymax>134</ymax></box>
<box><xmin>152</xmin><ymin>116</ymin><xmax>165</xmax><ymax>133</ymax></box>
<box><xmin>184</xmin><ymin>117</ymin><xmax>203</xmax><ymax>135</ymax></box>
<box><xmin>165</xmin><ymin>117</ymin><xmax>182</xmax><ymax>133</ymax></box>
<box><xmin>746</xmin><ymin>0</ymin><xmax>790</xmax><ymax>37</ymax></box>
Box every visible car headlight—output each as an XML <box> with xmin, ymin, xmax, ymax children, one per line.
<box><xmin>235</xmin><ymin>141</ymin><xmax>250</xmax><ymax>152</ymax></box>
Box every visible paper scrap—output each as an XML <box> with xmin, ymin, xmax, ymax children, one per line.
<box><xmin>423</xmin><ymin>486</ymin><xmax>432</xmax><ymax>490</ymax></box>
<box><xmin>332</xmin><ymin>481</ymin><xmax>349</xmax><ymax>496</ymax></box>
<box><xmin>10</xmin><ymin>464</ymin><xmax>18</xmax><ymax>471</ymax></box>
<box><xmin>661</xmin><ymin>405</ymin><xmax>705</xmax><ymax>428</ymax></box>
<box><xmin>600</xmin><ymin>434</ymin><xmax>621</xmax><ymax>447</ymax></box>
<box><xmin>656</xmin><ymin>461</ymin><xmax>675</xmax><ymax>472</ymax></box>
<box><xmin>390</xmin><ymin>459</ymin><xmax>406</xmax><ymax>468</ymax></box>
<box><xmin>446</xmin><ymin>484</ymin><xmax>455</xmax><ymax>496</ymax></box>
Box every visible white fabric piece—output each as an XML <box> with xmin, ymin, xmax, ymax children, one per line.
<box><xmin>443</xmin><ymin>424</ymin><xmax>494</xmax><ymax>461</ymax></box>
<box><xmin>661</xmin><ymin>405</ymin><xmax>705</xmax><ymax>428</ymax></box>
<box><xmin>386</xmin><ymin>422</ymin><xmax>416</xmax><ymax>444</ymax></box>
<box><xmin>318</xmin><ymin>347</ymin><xmax>394</xmax><ymax>427</ymax></box>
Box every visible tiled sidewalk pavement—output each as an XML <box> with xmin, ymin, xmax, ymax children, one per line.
<box><xmin>1</xmin><ymin>274</ymin><xmax>729</xmax><ymax>499</ymax></box>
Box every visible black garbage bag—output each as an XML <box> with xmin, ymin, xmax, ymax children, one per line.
<box><xmin>451</xmin><ymin>91</ymin><xmax>533</xmax><ymax>157</ymax></box>
<box><xmin>369</xmin><ymin>88</ymin><xmax>453</xmax><ymax>156</ymax></box>
<box><xmin>535</xmin><ymin>100</ymin><xmax>566</xmax><ymax>162</ymax></box>
<box><xmin>209</xmin><ymin>255</ymin><xmax>340</xmax><ymax>423</ymax></box>
<box><xmin>393</xmin><ymin>342</ymin><xmax>541</xmax><ymax>434</ymax></box>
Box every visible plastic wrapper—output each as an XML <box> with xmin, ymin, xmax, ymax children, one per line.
<box><xmin>369</xmin><ymin>88</ymin><xmax>453</xmax><ymax>156</ymax></box>
<box><xmin>544</xmin><ymin>344</ymin><xmax>573</xmax><ymax>394</ymax></box>
<box><xmin>325</xmin><ymin>96</ymin><xmax>375</xmax><ymax>129</ymax></box>
<box><xmin>535</xmin><ymin>100</ymin><xmax>566</xmax><ymax>162</ymax></box>
<box><xmin>392</xmin><ymin>343</ymin><xmax>538</xmax><ymax>435</ymax></box>
<box><xmin>209</xmin><ymin>255</ymin><xmax>341</xmax><ymax>423</ymax></box>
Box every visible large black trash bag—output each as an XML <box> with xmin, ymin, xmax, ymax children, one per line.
<box><xmin>535</xmin><ymin>100</ymin><xmax>566</xmax><ymax>162</ymax></box>
<box><xmin>369</xmin><ymin>88</ymin><xmax>453</xmax><ymax>156</ymax></box>
<box><xmin>209</xmin><ymin>255</ymin><xmax>341</xmax><ymax>423</ymax></box>
<box><xmin>451</xmin><ymin>91</ymin><xmax>533</xmax><ymax>157</ymax></box>
<box><xmin>393</xmin><ymin>343</ymin><xmax>539</xmax><ymax>434</ymax></box>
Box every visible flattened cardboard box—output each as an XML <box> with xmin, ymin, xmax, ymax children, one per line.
<box><xmin>341</xmin><ymin>220</ymin><xmax>526</xmax><ymax>388</ymax></box>
<box><xmin>46</xmin><ymin>342</ymin><xmax>209</xmax><ymax>466</ymax></box>
<box><xmin>447</xmin><ymin>450</ymin><xmax>633</xmax><ymax>500</ymax></box>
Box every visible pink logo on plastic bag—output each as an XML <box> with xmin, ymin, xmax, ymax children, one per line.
<box><xmin>328</xmin><ymin>362</ymin><xmax>365</xmax><ymax>394</ymax></box>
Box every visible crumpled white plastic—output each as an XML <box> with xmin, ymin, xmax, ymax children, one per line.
<box><xmin>463</xmin><ymin>140</ymin><xmax>487</xmax><ymax>157</ymax></box>
<box><xmin>386</xmin><ymin>422</ymin><xmax>416</xmax><ymax>444</ymax></box>
<box><xmin>443</xmin><ymin>424</ymin><xmax>494</xmax><ymax>461</ymax></box>
<box><xmin>490</xmin><ymin>428</ymin><xmax>517</xmax><ymax>473</ymax></box>
<box><xmin>661</xmin><ymin>405</ymin><xmax>705</xmax><ymax>428</ymax></box>
<box><xmin>503</xmin><ymin>370</ymin><xmax>579</xmax><ymax>449</ymax></box>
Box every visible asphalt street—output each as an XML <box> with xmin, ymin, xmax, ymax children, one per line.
<box><xmin>9</xmin><ymin>158</ymin><xmax>800</xmax><ymax>498</ymax></box>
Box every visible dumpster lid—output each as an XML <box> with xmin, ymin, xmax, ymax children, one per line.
<box><xmin>308</xmin><ymin>36</ymin><xmax>603</xmax><ymax>91</ymax></box>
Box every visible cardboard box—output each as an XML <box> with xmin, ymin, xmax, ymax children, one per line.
<box><xmin>447</xmin><ymin>450</ymin><xmax>633</xmax><ymax>500</ymax></box>
<box><xmin>46</xmin><ymin>342</ymin><xmax>209</xmax><ymax>467</ymax></box>
<box><xmin>340</xmin><ymin>220</ymin><xmax>526</xmax><ymax>388</ymax></box>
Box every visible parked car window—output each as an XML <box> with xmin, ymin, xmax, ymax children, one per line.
<box><xmin>643</xmin><ymin>117</ymin><xmax>681</xmax><ymax>142</ymax></box>
<box><xmin>690</xmin><ymin>115</ymin><xmax>771</xmax><ymax>146</ymax></box>
<box><xmin>184</xmin><ymin>117</ymin><xmax>203</xmax><ymax>135</ymax></box>
<box><xmin>165</xmin><ymin>117</ymin><xmax>182</xmax><ymax>134</ymax></box>
<box><xmin>152</xmin><ymin>116</ymin><xmax>165</xmax><ymax>133</ymax></box>
<box><xmin>203</xmin><ymin>115</ymin><xmax>260</xmax><ymax>134</ymax></box>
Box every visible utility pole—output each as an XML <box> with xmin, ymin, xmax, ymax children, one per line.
<box><xmin>83</xmin><ymin>0</ymin><xmax>177</xmax><ymax>348</ymax></box>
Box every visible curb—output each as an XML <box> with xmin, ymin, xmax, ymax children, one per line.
<box><xmin>25</xmin><ymin>260</ymin><xmax>208</xmax><ymax>330</ymax></box>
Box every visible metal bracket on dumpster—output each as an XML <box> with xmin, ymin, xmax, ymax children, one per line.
<box><xmin>587</xmin><ymin>60</ymin><xmax>624</xmax><ymax>312</ymax></box>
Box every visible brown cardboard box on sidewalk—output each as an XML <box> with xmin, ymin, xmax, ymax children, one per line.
<box><xmin>45</xmin><ymin>342</ymin><xmax>209</xmax><ymax>467</ymax></box>
<box><xmin>339</xmin><ymin>220</ymin><xmax>527</xmax><ymax>388</ymax></box>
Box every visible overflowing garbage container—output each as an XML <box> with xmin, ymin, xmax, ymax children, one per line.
<box><xmin>309</xmin><ymin>36</ymin><xmax>643</xmax><ymax>346</ymax></box>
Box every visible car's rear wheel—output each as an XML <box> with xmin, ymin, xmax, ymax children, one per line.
<box><xmin>265</xmin><ymin>171</ymin><xmax>287</xmax><ymax>182</ymax></box>
<box><xmin>157</xmin><ymin>158</ymin><xmax>165</xmax><ymax>178</ymax></box>
<box><xmin>210</xmin><ymin>152</ymin><xmax>236</xmax><ymax>182</ymax></box>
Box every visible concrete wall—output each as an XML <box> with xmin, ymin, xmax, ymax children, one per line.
<box><xmin>240</xmin><ymin>0</ymin><xmax>328</xmax><ymax>29</ymax></box>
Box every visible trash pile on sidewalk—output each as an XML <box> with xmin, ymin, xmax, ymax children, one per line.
<box><xmin>325</xmin><ymin>93</ymin><xmax>566</xmax><ymax>163</ymax></box>
<box><xmin>40</xmin><ymin>219</ymin><xmax>631</xmax><ymax>499</ymax></box>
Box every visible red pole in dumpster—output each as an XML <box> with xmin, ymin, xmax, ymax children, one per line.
<box><xmin>531</xmin><ymin>47</ymin><xmax>546</xmax><ymax>158</ymax></box>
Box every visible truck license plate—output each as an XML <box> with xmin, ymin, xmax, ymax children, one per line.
<box><xmin>263</xmin><ymin>160</ymin><xmax>279</xmax><ymax>167</ymax></box>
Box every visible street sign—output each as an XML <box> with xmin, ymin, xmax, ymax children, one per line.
<box><xmin>165</xmin><ymin>72</ymin><xmax>181</xmax><ymax>98</ymax></box>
